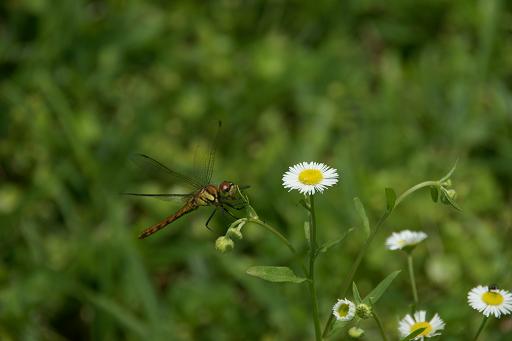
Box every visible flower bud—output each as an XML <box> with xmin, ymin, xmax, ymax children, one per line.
<box><xmin>355</xmin><ymin>303</ymin><xmax>372</xmax><ymax>319</ymax></box>
<box><xmin>348</xmin><ymin>326</ymin><xmax>365</xmax><ymax>338</ymax></box>
<box><xmin>227</xmin><ymin>227</ymin><xmax>243</xmax><ymax>240</ymax></box>
<box><xmin>440</xmin><ymin>189</ymin><xmax>457</xmax><ymax>204</ymax></box>
<box><xmin>446</xmin><ymin>189</ymin><xmax>457</xmax><ymax>200</ymax></box>
<box><xmin>215</xmin><ymin>236</ymin><xmax>234</xmax><ymax>253</ymax></box>
<box><xmin>441</xmin><ymin>179</ymin><xmax>452</xmax><ymax>187</ymax></box>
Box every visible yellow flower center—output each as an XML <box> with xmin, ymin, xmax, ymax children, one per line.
<box><xmin>337</xmin><ymin>303</ymin><xmax>350</xmax><ymax>317</ymax></box>
<box><xmin>410</xmin><ymin>321</ymin><xmax>432</xmax><ymax>336</ymax></box>
<box><xmin>482</xmin><ymin>291</ymin><xmax>504</xmax><ymax>306</ymax></box>
<box><xmin>298</xmin><ymin>169</ymin><xmax>323</xmax><ymax>185</ymax></box>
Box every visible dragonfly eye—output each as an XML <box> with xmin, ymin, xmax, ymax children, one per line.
<box><xmin>220</xmin><ymin>181</ymin><xmax>233</xmax><ymax>194</ymax></box>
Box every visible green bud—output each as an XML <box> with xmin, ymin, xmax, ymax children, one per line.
<box><xmin>226</xmin><ymin>219</ymin><xmax>245</xmax><ymax>240</ymax></box>
<box><xmin>215</xmin><ymin>236</ymin><xmax>234</xmax><ymax>253</ymax></box>
<box><xmin>441</xmin><ymin>179</ymin><xmax>452</xmax><ymax>187</ymax></box>
<box><xmin>227</xmin><ymin>227</ymin><xmax>243</xmax><ymax>240</ymax></box>
<box><xmin>440</xmin><ymin>189</ymin><xmax>457</xmax><ymax>204</ymax></box>
<box><xmin>446</xmin><ymin>189</ymin><xmax>457</xmax><ymax>200</ymax></box>
<box><xmin>355</xmin><ymin>303</ymin><xmax>372</xmax><ymax>319</ymax></box>
<box><xmin>348</xmin><ymin>327</ymin><xmax>365</xmax><ymax>338</ymax></box>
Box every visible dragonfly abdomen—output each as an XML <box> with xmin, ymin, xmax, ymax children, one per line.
<box><xmin>138</xmin><ymin>202</ymin><xmax>199</xmax><ymax>239</ymax></box>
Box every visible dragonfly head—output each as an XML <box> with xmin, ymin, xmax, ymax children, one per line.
<box><xmin>219</xmin><ymin>181</ymin><xmax>237</xmax><ymax>198</ymax></box>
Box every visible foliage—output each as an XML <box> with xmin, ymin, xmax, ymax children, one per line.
<box><xmin>1</xmin><ymin>0</ymin><xmax>512</xmax><ymax>340</ymax></box>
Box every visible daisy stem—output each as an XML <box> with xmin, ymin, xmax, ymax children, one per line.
<box><xmin>407</xmin><ymin>253</ymin><xmax>419</xmax><ymax>312</ymax></box>
<box><xmin>322</xmin><ymin>180</ymin><xmax>439</xmax><ymax>338</ymax></box>
<box><xmin>307</xmin><ymin>194</ymin><xmax>322</xmax><ymax>341</ymax></box>
<box><xmin>372</xmin><ymin>309</ymin><xmax>389</xmax><ymax>341</ymax></box>
<box><xmin>246</xmin><ymin>218</ymin><xmax>296</xmax><ymax>254</ymax></box>
<box><xmin>473</xmin><ymin>316</ymin><xmax>489</xmax><ymax>341</ymax></box>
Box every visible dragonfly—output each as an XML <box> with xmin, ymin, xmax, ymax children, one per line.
<box><xmin>124</xmin><ymin>122</ymin><xmax>247</xmax><ymax>239</ymax></box>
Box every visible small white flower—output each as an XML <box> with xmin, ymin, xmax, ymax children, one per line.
<box><xmin>386</xmin><ymin>230</ymin><xmax>427</xmax><ymax>251</ymax></box>
<box><xmin>332</xmin><ymin>298</ymin><xmax>356</xmax><ymax>322</ymax></box>
<box><xmin>467</xmin><ymin>285</ymin><xmax>512</xmax><ymax>318</ymax></box>
<box><xmin>398</xmin><ymin>311</ymin><xmax>445</xmax><ymax>340</ymax></box>
<box><xmin>282</xmin><ymin>162</ymin><xmax>338</xmax><ymax>195</ymax></box>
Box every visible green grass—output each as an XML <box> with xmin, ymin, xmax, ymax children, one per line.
<box><xmin>1</xmin><ymin>0</ymin><xmax>512</xmax><ymax>340</ymax></box>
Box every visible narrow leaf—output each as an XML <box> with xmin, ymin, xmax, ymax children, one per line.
<box><xmin>318</xmin><ymin>228</ymin><xmax>354</xmax><ymax>254</ymax></box>
<box><xmin>363</xmin><ymin>270</ymin><xmax>401</xmax><ymax>304</ymax></box>
<box><xmin>385</xmin><ymin>187</ymin><xmax>396</xmax><ymax>211</ymax></box>
<box><xmin>400</xmin><ymin>327</ymin><xmax>426</xmax><ymax>341</ymax></box>
<box><xmin>246</xmin><ymin>266</ymin><xmax>307</xmax><ymax>284</ymax></box>
<box><xmin>353</xmin><ymin>197</ymin><xmax>370</xmax><ymax>237</ymax></box>
<box><xmin>352</xmin><ymin>282</ymin><xmax>362</xmax><ymax>304</ymax></box>
<box><xmin>430</xmin><ymin>186</ymin><xmax>439</xmax><ymax>203</ymax></box>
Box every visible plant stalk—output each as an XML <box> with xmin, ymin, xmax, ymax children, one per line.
<box><xmin>307</xmin><ymin>195</ymin><xmax>322</xmax><ymax>341</ymax></box>
<box><xmin>246</xmin><ymin>218</ymin><xmax>296</xmax><ymax>254</ymax></box>
<box><xmin>372</xmin><ymin>310</ymin><xmax>389</xmax><ymax>341</ymax></box>
<box><xmin>473</xmin><ymin>316</ymin><xmax>489</xmax><ymax>341</ymax></box>
<box><xmin>407</xmin><ymin>253</ymin><xmax>419</xmax><ymax>313</ymax></box>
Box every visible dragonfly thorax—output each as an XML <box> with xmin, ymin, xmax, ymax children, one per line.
<box><xmin>195</xmin><ymin>185</ymin><xmax>220</xmax><ymax>206</ymax></box>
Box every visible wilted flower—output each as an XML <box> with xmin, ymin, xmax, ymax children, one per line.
<box><xmin>348</xmin><ymin>326</ymin><xmax>365</xmax><ymax>338</ymax></box>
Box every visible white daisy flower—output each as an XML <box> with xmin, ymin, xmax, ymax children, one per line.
<box><xmin>398</xmin><ymin>311</ymin><xmax>445</xmax><ymax>340</ymax></box>
<box><xmin>282</xmin><ymin>162</ymin><xmax>338</xmax><ymax>195</ymax></box>
<box><xmin>385</xmin><ymin>230</ymin><xmax>428</xmax><ymax>251</ymax></box>
<box><xmin>332</xmin><ymin>298</ymin><xmax>356</xmax><ymax>322</ymax></box>
<box><xmin>467</xmin><ymin>285</ymin><xmax>512</xmax><ymax>318</ymax></box>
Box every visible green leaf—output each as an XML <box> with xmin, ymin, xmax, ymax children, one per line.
<box><xmin>440</xmin><ymin>188</ymin><xmax>462</xmax><ymax>211</ymax></box>
<box><xmin>439</xmin><ymin>159</ymin><xmax>458</xmax><ymax>182</ymax></box>
<box><xmin>246</xmin><ymin>266</ymin><xmax>307</xmax><ymax>284</ymax></box>
<box><xmin>385</xmin><ymin>187</ymin><xmax>396</xmax><ymax>211</ymax></box>
<box><xmin>352</xmin><ymin>282</ymin><xmax>362</xmax><ymax>304</ymax></box>
<box><xmin>400</xmin><ymin>327</ymin><xmax>427</xmax><ymax>341</ymax></box>
<box><xmin>353</xmin><ymin>197</ymin><xmax>370</xmax><ymax>237</ymax></box>
<box><xmin>363</xmin><ymin>270</ymin><xmax>401</xmax><ymax>304</ymax></box>
<box><xmin>318</xmin><ymin>228</ymin><xmax>354</xmax><ymax>254</ymax></box>
<box><xmin>430</xmin><ymin>186</ymin><xmax>439</xmax><ymax>203</ymax></box>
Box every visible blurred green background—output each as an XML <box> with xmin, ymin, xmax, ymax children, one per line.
<box><xmin>1</xmin><ymin>0</ymin><xmax>512</xmax><ymax>340</ymax></box>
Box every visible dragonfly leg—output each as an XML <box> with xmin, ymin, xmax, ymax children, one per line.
<box><xmin>221</xmin><ymin>206</ymin><xmax>239</xmax><ymax>220</ymax></box>
<box><xmin>224</xmin><ymin>202</ymin><xmax>246</xmax><ymax>211</ymax></box>
<box><xmin>205</xmin><ymin>209</ymin><xmax>217</xmax><ymax>231</ymax></box>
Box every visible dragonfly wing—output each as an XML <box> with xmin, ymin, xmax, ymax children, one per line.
<box><xmin>131</xmin><ymin>153</ymin><xmax>204</xmax><ymax>189</ymax></box>
<box><xmin>200</xmin><ymin>121</ymin><xmax>221</xmax><ymax>186</ymax></box>
<box><xmin>122</xmin><ymin>192</ymin><xmax>194</xmax><ymax>202</ymax></box>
